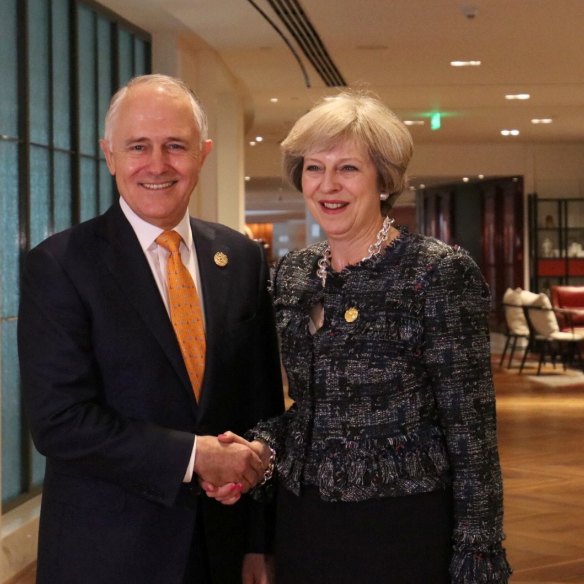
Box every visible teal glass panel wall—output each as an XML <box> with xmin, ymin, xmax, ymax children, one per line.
<box><xmin>134</xmin><ymin>37</ymin><xmax>149</xmax><ymax>75</ymax></box>
<box><xmin>53</xmin><ymin>153</ymin><xmax>72</xmax><ymax>232</ymax></box>
<box><xmin>52</xmin><ymin>0</ymin><xmax>71</xmax><ymax>151</ymax></box>
<box><xmin>99</xmin><ymin>162</ymin><xmax>114</xmax><ymax>215</ymax></box>
<box><xmin>2</xmin><ymin>321</ymin><xmax>22</xmax><ymax>502</ymax></box>
<box><xmin>78</xmin><ymin>5</ymin><xmax>97</xmax><ymax>157</ymax></box>
<box><xmin>0</xmin><ymin>0</ymin><xmax>151</xmax><ymax>511</ymax></box>
<box><xmin>29</xmin><ymin>146</ymin><xmax>51</xmax><ymax>248</ymax></box>
<box><xmin>0</xmin><ymin>0</ymin><xmax>18</xmax><ymax>137</ymax></box>
<box><xmin>79</xmin><ymin>157</ymin><xmax>98</xmax><ymax>222</ymax></box>
<box><xmin>28</xmin><ymin>0</ymin><xmax>50</xmax><ymax>146</ymax></box>
<box><xmin>0</xmin><ymin>144</ymin><xmax>19</xmax><ymax>317</ymax></box>
<box><xmin>97</xmin><ymin>17</ymin><xmax>113</xmax><ymax>141</ymax></box>
<box><xmin>118</xmin><ymin>29</ymin><xmax>134</xmax><ymax>86</ymax></box>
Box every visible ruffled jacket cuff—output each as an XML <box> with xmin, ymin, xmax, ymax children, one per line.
<box><xmin>450</xmin><ymin>544</ymin><xmax>512</xmax><ymax>583</ymax></box>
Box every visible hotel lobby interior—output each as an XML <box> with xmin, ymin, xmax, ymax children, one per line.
<box><xmin>3</xmin><ymin>1</ymin><xmax>584</xmax><ymax>582</ymax></box>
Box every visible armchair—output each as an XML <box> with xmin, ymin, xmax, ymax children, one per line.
<box><xmin>519</xmin><ymin>292</ymin><xmax>583</xmax><ymax>375</ymax></box>
<box><xmin>500</xmin><ymin>288</ymin><xmax>538</xmax><ymax>368</ymax></box>
<box><xmin>550</xmin><ymin>285</ymin><xmax>584</xmax><ymax>333</ymax></box>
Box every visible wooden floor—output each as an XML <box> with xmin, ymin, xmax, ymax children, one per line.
<box><xmin>496</xmin><ymin>356</ymin><xmax>584</xmax><ymax>583</ymax></box>
<box><xmin>9</xmin><ymin>352</ymin><xmax>584</xmax><ymax>584</ymax></box>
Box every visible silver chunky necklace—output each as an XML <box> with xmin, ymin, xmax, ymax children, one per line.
<box><xmin>316</xmin><ymin>216</ymin><xmax>395</xmax><ymax>287</ymax></box>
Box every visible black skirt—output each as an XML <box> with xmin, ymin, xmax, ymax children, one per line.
<box><xmin>274</xmin><ymin>485</ymin><xmax>453</xmax><ymax>584</ymax></box>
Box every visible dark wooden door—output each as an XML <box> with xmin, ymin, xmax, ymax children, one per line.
<box><xmin>481</xmin><ymin>178</ymin><xmax>524</xmax><ymax>317</ymax></box>
<box><xmin>419</xmin><ymin>178</ymin><xmax>524</xmax><ymax>327</ymax></box>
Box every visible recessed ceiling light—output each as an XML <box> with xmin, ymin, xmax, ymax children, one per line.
<box><xmin>403</xmin><ymin>120</ymin><xmax>425</xmax><ymax>126</ymax></box>
<box><xmin>531</xmin><ymin>118</ymin><xmax>553</xmax><ymax>124</ymax></box>
<box><xmin>501</xmin><ymin>129</ymin><xmax>520</xmax><ymax>136</ymax></box>
<box><xmin>462</xmin><ymin>177</ymin><xmax>470</xmax><ymax>183</ymax></box>
<box><xmin>249</xmin><ymin>141</ymin><xmax>256</xmax><ymax>146</ymax></box>
<box><xmin>270</xmin><ymin>97</ymin><xmax>279</xmax><ymax>103</ymax></box>
<box><xmin>478</xmin><ymin>174</ymin><xmax>485</xmax><ymax>179</ymax></box>
<box><xmin>255</xmin><ymin>136</ymin><xmax>264</xmax><ymax>142</ymax></box>
<box><xmin>505</xmin><ymin>93</ymin><xmax>530</xmax><ymax>100</ymax></box>
<box><xmin>450</xmin><ymin>60</ymin><xmax>481</xmax><ymax>67</ymax></box>
<box><xmin>244</xmin><ymin>176</ymin><xmax>251</xmax><ymax>181</ymax></box>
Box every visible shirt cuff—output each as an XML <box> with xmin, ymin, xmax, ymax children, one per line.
<box><xmin>183</xmin><ymin>435</ymin><xmax>197</xmax><ymax>483</ymax></box>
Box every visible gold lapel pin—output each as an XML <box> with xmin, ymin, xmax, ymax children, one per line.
<box><xmin>214</xmin><ymin>251</ymin><xmax>228</xmax><ymax>267</ymax></box>
<box><xmin>344</xmin><ymin>307</ymin><xmax>359</xmax><ymax>323</ymax></box>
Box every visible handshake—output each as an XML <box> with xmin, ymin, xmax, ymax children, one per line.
<box><xmin>194</xmin><ymin>431</ymin><xmax>273</xmax><ymax>505</ymax></box>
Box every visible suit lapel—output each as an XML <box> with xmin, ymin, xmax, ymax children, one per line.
<box><xmin>95</xmin><ymin>204</ymin><xmax>196</xmax><ymax>407</ymax></box>
<box><xmin>190</xmin><ymin>218</ymin><xmax>231</xmax><ymax>403</ymax></box>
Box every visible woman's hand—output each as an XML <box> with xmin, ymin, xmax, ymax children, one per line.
<box><xmin>200</xmin><ymin>431</ymin><xmax>273</xmax><ymax>505</ymax></box>
<box><xmin>200</xmin><ymin>480</ymin><xmax>243</xmax><ymax>505</ymax></box>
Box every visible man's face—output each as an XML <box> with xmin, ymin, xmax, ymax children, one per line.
<box><xmin>100</xmin><ymin>84</ymin><xmax>212</xmax><ymax>229</ymax></box>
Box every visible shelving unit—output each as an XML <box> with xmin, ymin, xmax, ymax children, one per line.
<box><xmin>529</xmin><ymin>194</ymin><xmax>584</xmax><ymax>293</ymax></box>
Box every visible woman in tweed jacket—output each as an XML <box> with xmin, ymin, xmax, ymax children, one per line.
<box><xmin>206</xmin><ymin>92</ymin><xmax>511</xmax><ymax>583</ymax></box>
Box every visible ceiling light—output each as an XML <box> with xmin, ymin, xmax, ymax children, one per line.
<box><xmin>478</xmin><ymin>174</ymin><xmax>485</xmax><ymax>179</ymax></box>
<box><xmin>270</xmin><ymin>97</ymin><xmax>279</xmax><ymax>103</ymax></box>
<box><xmin>255</xmin><ymin>136</ymin><xmax>264</xmax><ymax>142</ymax></box>
<box><xmin>249</xmin><ymin>141</ymin><xmax>256</xmax><ymax>146</ymax></box>
<box><xmin>531</xmin><ymin>118</ymin><xmax>553</xmax><ymax>124</ymax></box>
<box><xmin>403</xmin><ymin>120</ymin><xmax>425</xmax><ymax>126</ymax></box>
<box><xmin>462</xmin><ymin>177</ymin><xmax>470</xmax><ymax>183</ymax></box>
<box><xmin>244</xmin><ymin>176</ymin><xmax>251</xmax><ymax>181</ymax></box>
<box><xmin>505</xmin><ymin>93</ymin><xmax>530</xmax><ymax>100</ymax></box>
<box><xmin>461</xmin><ymin>5</ymin><xmax>479</xmax><ymax>19</ymax></box>
<box><xmin>450</xmin><ymin>60</ymin><xmax>481</xmax><ymax>67</ymax></box>
<box><xmin>500</xmin><ymin>129</ymin><xmax>520</xmax><ymax>136</ymax></box>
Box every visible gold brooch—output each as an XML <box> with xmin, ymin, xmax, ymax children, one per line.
<box><xmin>214</xmin><ymin>252</ymin><xmax>228</xmax><ymax>267</ymax></box>
<box><xmin>344</xmin><ymin>307</ymin><xmax>359</xmax><ymax>323</ymax></box>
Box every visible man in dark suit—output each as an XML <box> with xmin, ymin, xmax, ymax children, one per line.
<box><xmin>18</xmin><ymin>74</ymin><xmax>284</xmax><ymax>584</ymax></box>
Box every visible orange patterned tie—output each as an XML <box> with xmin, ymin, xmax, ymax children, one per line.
<box><xmin>156</xmin><ymin>230</ymin><xmax>206</xmax><ymax>401</ymax></box>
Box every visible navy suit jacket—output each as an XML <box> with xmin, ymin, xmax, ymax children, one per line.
<box><xmin>18</xmin><ymin>202</ymin><xmax>284</xmax><ymax>584</ymax></box>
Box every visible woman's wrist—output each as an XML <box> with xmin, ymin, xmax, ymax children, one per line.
<box><xmin>255</xmin><ymin>440</ymin><xmax>276</xmax><ymax>486</ymax></box>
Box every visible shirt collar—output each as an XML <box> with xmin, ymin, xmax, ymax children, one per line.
<box><xmin>119</xmin><ymin>197</ymin><xmax>193</xmax><ymax>252</ymax></box>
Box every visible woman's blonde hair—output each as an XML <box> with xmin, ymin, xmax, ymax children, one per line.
<box><xmin>281</xmin><ymin>91</ymin><xmax>413</xmax><ymax>213</ymax></box>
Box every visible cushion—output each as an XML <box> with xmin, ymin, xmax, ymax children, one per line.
<box><xmin>527</xmin><ymin>293</ymin><xmax>560</xmax><ymax>336</ymax></box>
<box><xmin>502</xmin><ymin>288</ymin><xmax>538</xmax><ymax>336</ymax></box>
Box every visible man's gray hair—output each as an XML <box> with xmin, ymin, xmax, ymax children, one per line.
<box><xmin>103</xmin><ymin>74</ymin><xmax>208</xmax><ymax>146</ymax></box>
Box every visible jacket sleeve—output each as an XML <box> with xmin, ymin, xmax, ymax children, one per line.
<box><xmin>242</xmin><ymin>242</ymin><xmax>286</xmax><ymax>552</ymax></box>
<box><xmin>422</xmin><ymin>250</ymin><xmax>512</xmax><ymax>583</ymax></box>
<box><xmin>18</xmin><ymin>243</ymin><xmax>195</xmax><ymax>507</ymax></box>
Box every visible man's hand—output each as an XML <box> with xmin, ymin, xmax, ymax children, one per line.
<box><xmin>243</xmin><ymin>553</ymin><xmax>275</xmax><ymax>584</ymax></box>
<box><xmin>200</xmin><ymin>432</ymin><xmax>273</xmax><ymax>504</ymax></box>
<box><xmin>194</xmin><ymin>434</ymin><xmax>264</xmax><ymax>489</ymax></box>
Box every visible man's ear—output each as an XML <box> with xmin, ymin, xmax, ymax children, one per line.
<box><xmin>200</xmin><ymin>139</ymin><xmax>213</xmax><ymax>165</ymax></box>
<box><xmin>99</xmin><ymin>139</ymin><xmax>116</xmax><ymax>175</ymax></box>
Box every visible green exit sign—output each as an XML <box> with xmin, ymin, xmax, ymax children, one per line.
<box><xmin>431</xmin><ymin>112</ymin><xmax>441</xmax><ymax>130</ymax></box>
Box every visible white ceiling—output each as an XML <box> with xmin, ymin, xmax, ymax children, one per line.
<box><xmin>97</xmin><ymin>0</ymin><xmax>584</xmax><ymax>219</ymax></box>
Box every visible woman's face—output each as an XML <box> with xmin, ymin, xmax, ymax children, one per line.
<box><xmin>301</xmin><ymin>139</ymin><xmax>382</xmax><ymax>243</ymax></box>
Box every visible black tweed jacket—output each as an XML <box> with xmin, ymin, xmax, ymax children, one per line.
<box><xmin>250</xmin><ymin>229</ymin><xmax>511</xmax><ymax>582</ymax></box>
